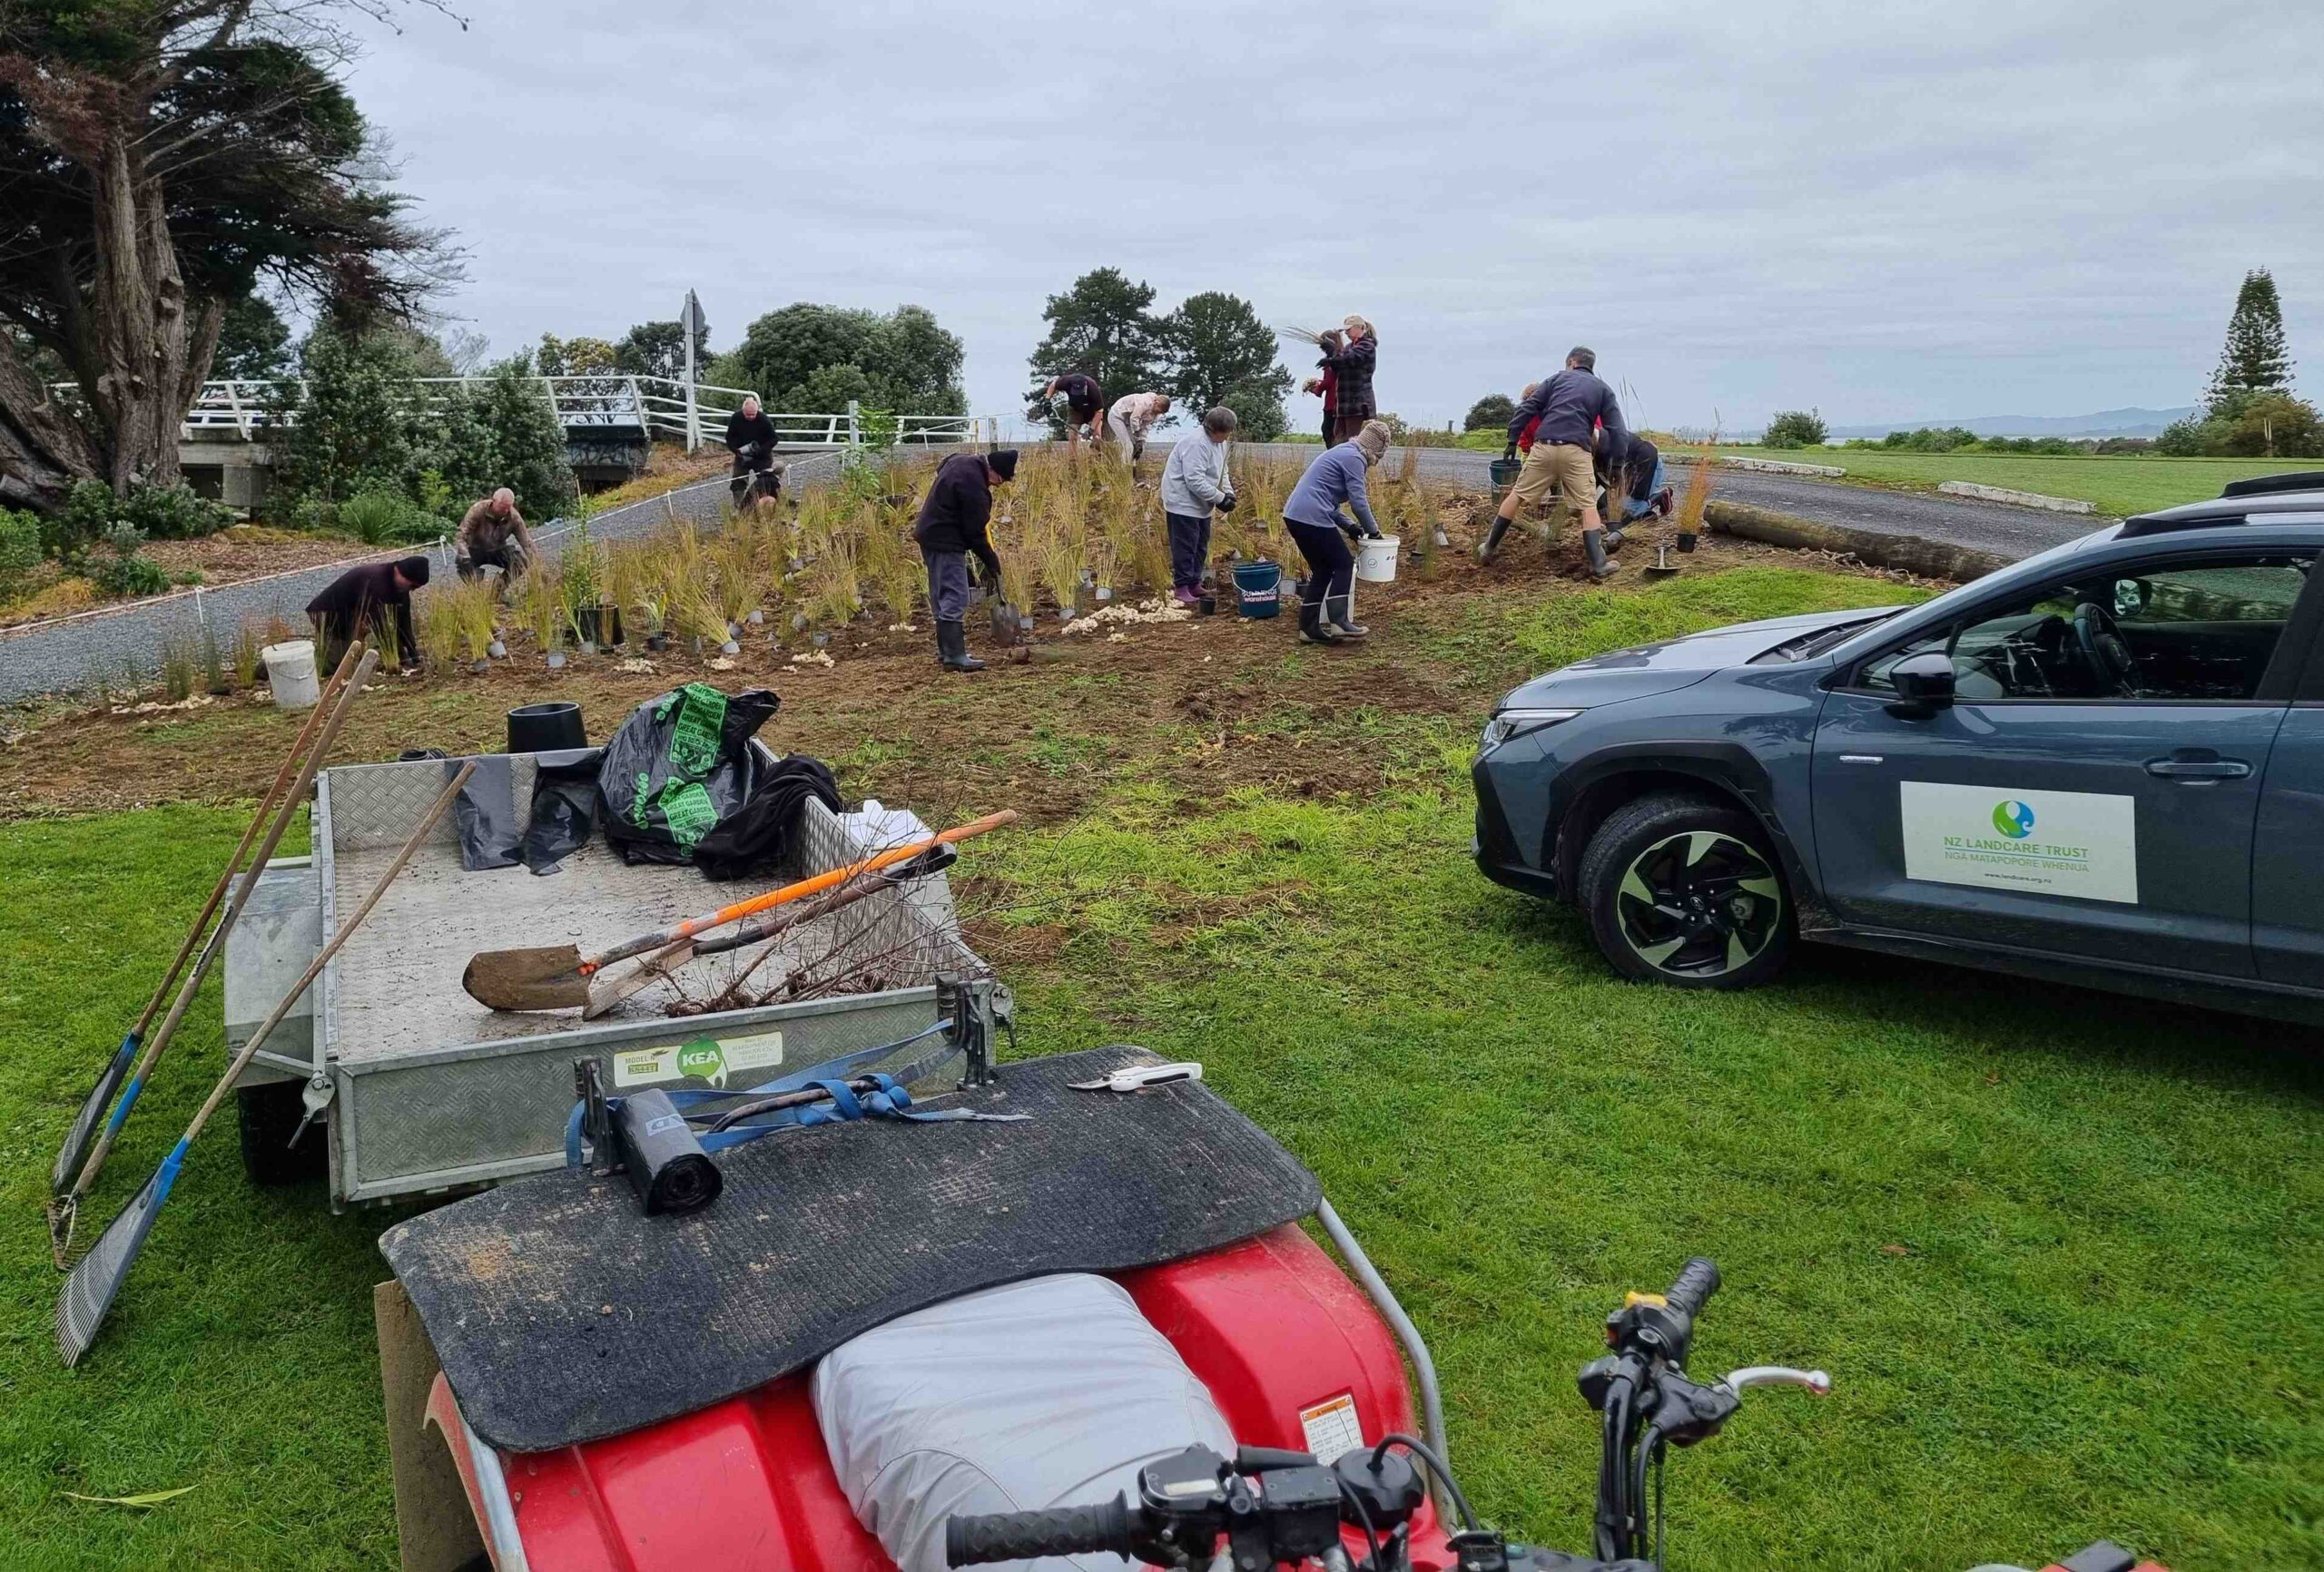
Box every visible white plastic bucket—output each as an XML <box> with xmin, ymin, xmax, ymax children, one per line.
<box><xmin>261</xmin><ymin>639</ymin><xmax>320</xmax><ymax>710</ymax></box>
<box><xmin>1354</xmin><ymin>534</ymin><xmax>1401</xmax><ymax>584</ymax></box>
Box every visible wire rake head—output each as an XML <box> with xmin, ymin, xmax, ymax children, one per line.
<box><xmin>55</xmin><ymin>1159</ymin><xmax>175</xmax><ymax>1368</ymax></box>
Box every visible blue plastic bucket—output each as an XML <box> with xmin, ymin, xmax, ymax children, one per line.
<box><xmin>1232</xmin><ymin>559</ymin><xmax>1283</xmax><ymax>619</ymax></box>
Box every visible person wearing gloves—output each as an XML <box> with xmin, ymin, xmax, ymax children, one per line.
<box><xmin>1478</xmin><ymin>347</ymin><xmax>1628</xmax><ymax>577</ymax></box>
<box><xmin>1320</xmin><ymin>317</ymin><xmax>1377</xmax><ymax>444</ymax></box>
<box><xmin>454</xmin><ymin>487</ymin><xmax>534</xmax><ymax>585</ymax></box>
<box><xmin>307</xmin><ymin>555</ymin><xmax>427</xmax><ymax>670</ymax></box>
<box><xmin>1282</xmin><ymin>418</ymin><xmax>1390</xmax><ymax>644</ymax></box>
<box><xmin>912</xmin><ymin>447</ymin><xmax>1019</xmax><ymax>673</ymax></box>
<box><xmin>725</xmin><ymin>395</ymin><xmax>781</xmax><ymax>506</ymax></box>
<box><xmin>1159</xmin><ymin>407</ymin><xmax>1239</xmax><ymax>607</ymax></box>
<box><xmin>1107</xmin><ymin>390</ymin><xmax>1172</xmax><ymax>467</ymax></box>
<box><xmin>1039</xmin><ymin>373</ymin><xmax>1105</xmax><ymax>454</ymax></box>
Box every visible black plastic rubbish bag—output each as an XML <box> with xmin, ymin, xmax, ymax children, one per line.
<box><xmin>449</xmin><ymin>753</ymin><xmax>522</xmax><ymax>871</ymax></box>
<box><xmin>598</xmin><ymin>684</ymin><xmax>783</xmax><ymax>868</ymax></box>
<box><xmin>526</xmin><ymin>748</ymin><xmax>602</xmax><ymax>875</ymax></box>
<box><xmin>692</xmin><ymin>755</ymin><xmax>841</xmax><ymax>882</ymax></box>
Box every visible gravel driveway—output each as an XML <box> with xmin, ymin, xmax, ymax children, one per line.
<box><xmin>0</xmin><ymin>443</ymin><xmax>2078</xmax><ymax>705</ymax></box>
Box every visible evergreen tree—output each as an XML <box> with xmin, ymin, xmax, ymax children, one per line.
<box><xmin>1025</xmin><ymin>269</ymin><xmax>1165</xmax><ymax>424</ymax></box>
<box><xmin>1157</xmin><ymin>292</ymin><xmax>1291</xmax><ymax>439</ymax></box>
<box><xmin>1464</xmin><ymin>394</ymin><xmax>1515</xmax><ymax>432</ymax></box>
<box><xmin>2206</xmin><ymin>269</ymin><xmax>2293</xmax><ymax>411</ymax></box>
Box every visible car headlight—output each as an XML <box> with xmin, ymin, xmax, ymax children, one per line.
<box><xmin>1479</xmin><ymin>707</ymin><xmax>1583</xmax><ymax>751</ymax></box>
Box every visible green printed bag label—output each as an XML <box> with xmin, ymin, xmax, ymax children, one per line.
<box><xmin>667</xmin><ymin>683</ymin><xmax>729</xmax><ymax>777</ymax></box>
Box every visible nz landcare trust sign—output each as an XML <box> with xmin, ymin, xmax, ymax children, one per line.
<box><xmin>1900</xmin><ymin>782</ymin><xmax>2140</xmax><ymax>904</ymax></box>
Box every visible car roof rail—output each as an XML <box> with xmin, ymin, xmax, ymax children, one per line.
<box><xmin>2221</xmin><ymin>470</ymin><xmax>2324</xmax><ymax>499</ymax></box>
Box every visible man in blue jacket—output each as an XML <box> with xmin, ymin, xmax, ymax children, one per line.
<box><xmin>1478</xmin><ymin>347</ymin><xmax>1628</xmax><ymax>578</ymax></box>
<box><xmin>912</xmin><ymin>448</ymin><xmax>1018</xmax><ymax>673</ymax></box>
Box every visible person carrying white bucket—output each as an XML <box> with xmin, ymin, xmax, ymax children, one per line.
<box><xmin>1281</xmin><ymin>418</ymin><xmax>1390</xmax><ymax>644</ymax></box>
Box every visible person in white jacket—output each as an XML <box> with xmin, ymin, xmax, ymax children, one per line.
<box><xmin>1107</xmin><ymin>390</ymin><xmax>1172</xmax><ymax>467</ymax></box>
<box><xmin>1158</xmin><ymin>407</ymin><xmax>1238</xmax><ymax>606</ymax></box>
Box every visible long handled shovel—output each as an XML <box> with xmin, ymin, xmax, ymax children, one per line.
<box><xmin>462</xmin><ymin>809</ymin><xmax>1019</xmax><ymax>1014</ymax></box>
<box><xmin>47</xmin><ymin>647</ymin><xmax>379</xmax><ymax>1267</ymax></box>
<box><xmin>48</xmin><ymin>644</ymin><xmax>364</xmax><ymax>1204</ymax></box>
<box><xmin>57</xmin><ymin>761</ymin><xmax>472</xmax><ymax>1367</ymax></box>
<box><xmin>585</xmin><ymin>842</ymin><xmax>954</xmax><ymax>1019</ymax></box>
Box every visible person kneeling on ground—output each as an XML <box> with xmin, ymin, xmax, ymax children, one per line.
<box><xmin>1160</xmin><ymin>407</ymin><xmax>1238</xmax><ymax>606</ymax></box>
<box><xmin>912</xmin><ymin>447</ymin><xmax>1019</xmax><ymax>673</ymax></box>
<box><xmin>726</xmin><ymin>394</ymin><xmax>781</xmax><ymax>507</ymax></box>
<box><xmin>456</xmin><ymin>488</ymin><xmax>533</xmax><ymax>585</ymax></box>
<box><xmin>1596</xmin><ymin>428</ymin><xmax>1671</xmax><ymax>526</ymax></box>
<box><xmin>1283</xmin><ymin>418</ymin><xmax>1389</xmax><ymax>645</ymax></box>
<box><xmin>1107</xmin><ymin>389</ymin><xmax>1172</xmax><ymax>467</ymax></box>
<box><xmin>307</xmin><ymin>555</ymin><xmax>427</xmax><ymax>671</ymax></box>
<box><xmin>1479</xmin><ymin>347</ymin><xmax>1628</xmax><ymax>578</ymax></box>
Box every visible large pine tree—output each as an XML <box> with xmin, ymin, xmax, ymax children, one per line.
<box><xmin>2206</xmin><ymin>269</ymin><xmax>2293</xmax><ymax>411</ymax></box>
<box><xmin>1024</xmin><ymin>269</ymin><xmax>1165</xmax><ymax>427</ymax></box>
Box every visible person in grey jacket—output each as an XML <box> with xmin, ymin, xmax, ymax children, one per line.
<box><xmin>1478</xmin><ymin>347</ymin><xmax>1628</xmax><ymax>578</ymax></box>
<box><xmin>1158</xmin><ymin>407</ymin><xmax>1238</xmax><ymax>605</ymax></box>
<box><xmin>1283</xmin><ymin>419</ymin><xmax>1389</xmax><ymax>644</ymax></box>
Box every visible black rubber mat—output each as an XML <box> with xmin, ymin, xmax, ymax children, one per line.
<box><xmin>379</xmin><ymin>1046</ymin><xmax>1319</xmax><ymax>1452</ymax></box>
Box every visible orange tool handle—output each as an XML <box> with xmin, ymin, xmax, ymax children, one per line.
<box><xmin>581</xmin><ymin>810</ymin><xmax>1019</xmax><ymax>976</ymax></box>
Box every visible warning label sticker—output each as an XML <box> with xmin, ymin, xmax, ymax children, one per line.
<box><xmin>612</xmin><ymin>1029</ymin><xmax>784</xmax><ymax>1089</ymax></box>
<box><xmin>1298</xmin><ymin>1392</ymin><xmax>1364</xmax><ymax>1459</ymax></box>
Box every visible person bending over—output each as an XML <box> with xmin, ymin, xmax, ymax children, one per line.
<box><xmin>1282</xmin><ymin>419</ymin><xmax>1389</xmax><ymax>645</ymax></box>
<box><xmin>1107</xmin><ymin>390</ymin><xmax>1172</xmax><ymax>467</ymax></box>
<box><xmin>455</xmin><ymin>488</ymin><xmax>533</xmax><ymax>585</ymax></box>
<box><xmin>1159</xmin><ymin>407</ymin><xmax>1238</xmax><ymax>606</ymax></box>
<box><xmin>1596</xmin><ymin>428</ymin><xmax>1670</xmax><ymax>526</ymax></box>
<box><xmin>725</xmin><ymin>395</ymin><xmax>781</xmax><ymax>507</ymax></box>
<box><xmin>1479</xmin><ymin>347</ymin><xmax>1628</xmax><ymax>578</ymax></box>
<box><xmin>308</xmin><ymin>555</ymin><xmax>427</xmax><ymax>670</ymax></box>
<box><xmin>912</xmin><ymin>447</ymin><xmax>1019</xmax><ymax>673</ymax></box>
<box><xmin>1039</xmin><ymin>373</ymin><xmax>1105</xmax><ymax>455</ymax></box>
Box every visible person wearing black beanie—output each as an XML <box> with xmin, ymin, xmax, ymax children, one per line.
<box><xmin>306</xmin><ymin>555</ymin><xmax>429</xmax><ymax>671</ymax></box>
<box><xmin>911</xmin><ymin>449</ymin><xmax>1017</xmax><ymax>673</ymax></box>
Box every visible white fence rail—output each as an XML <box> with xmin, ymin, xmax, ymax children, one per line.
<box><xmin>76</xmin><ymin>375</ymin><xmax>994</xmax><ymax>451</ymax></box>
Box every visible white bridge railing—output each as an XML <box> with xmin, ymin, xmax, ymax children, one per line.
<box><xmin>107</xmin><ymin>375</ymin><xmax>991</xmax><ymax>451</ymax></box>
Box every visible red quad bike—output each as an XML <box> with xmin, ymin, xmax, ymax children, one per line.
<box><xmin>383</xmin><ymin>1046</ymin><xmax>2165</xmax><ymax>1572</ymax></box>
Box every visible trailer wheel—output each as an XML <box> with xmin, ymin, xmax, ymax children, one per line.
<box><xmin>238</xmin><ymin>1082</ymin><xmax>326</xmax><ymax>1187</ymax></box>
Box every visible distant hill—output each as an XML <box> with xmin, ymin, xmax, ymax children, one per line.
<box><xmin>1824</xmin><ymin>407</ymin><xmax>2197</xmax><ymax>440</ymax></box>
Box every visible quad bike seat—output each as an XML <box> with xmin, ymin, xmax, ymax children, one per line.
<box><xmin>813</xmin><ymin>1273</ymin><xmax>1233</xmax><ymax>1572</ymax></box>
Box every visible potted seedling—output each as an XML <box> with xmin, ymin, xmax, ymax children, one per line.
<box><xmin>634</xmin><ymin>588</ymin><xmax>670</xmax><ymax>653</ymax></box>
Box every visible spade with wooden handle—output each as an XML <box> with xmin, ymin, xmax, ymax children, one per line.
<box><xmin>461</xmin><ymin>809</ymin><xmax>1019</xmax><ymax>1013</ymax></box>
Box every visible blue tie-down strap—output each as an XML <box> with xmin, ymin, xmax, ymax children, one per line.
<box><xmin>565</xmin><ymin>1065</ymin><xmax>1029</xmax><ymax>1168</ymax></box>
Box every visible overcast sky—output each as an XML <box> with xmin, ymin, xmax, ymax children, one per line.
<box><xmin>341</xmin><ymin>0</ymin><xmax>2324</xmax><ymax>431</ymax></box>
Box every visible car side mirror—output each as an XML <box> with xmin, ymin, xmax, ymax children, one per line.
<box><xmin>1886</xmin><ymin>652</ymin><xmax>1956</xmax><ymax>717</ymax></box>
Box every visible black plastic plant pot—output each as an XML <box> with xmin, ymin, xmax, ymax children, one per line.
<box><xmin>575</xmin><ymin>605</ymin><xmax>624</xmax><ymax>647</ymax></box>
<box><xmin>1677</xmin><ymin>532</ymin><xmax>1699</xmax><ymax>553</ymax></box>
<box><xmin>645</xmin><ymin>633</ymin><xmax>669</xmax><ymax>652</ymax></box>
<box><xmin>507</xmin><ymin>701</ymin><xmax>586</xmax><ymax>753</ymax></box>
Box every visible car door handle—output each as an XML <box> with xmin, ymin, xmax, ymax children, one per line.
<box><xmin>2144</xmin><ymin>757</ymin><xmax>2251</xmax><ymax>781</ymax></box>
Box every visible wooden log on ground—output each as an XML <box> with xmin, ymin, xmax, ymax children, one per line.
<box><xmin>1704</xmin><ymin>500</ymin><xmax>2012</xmax><ymax>583</ymax></box>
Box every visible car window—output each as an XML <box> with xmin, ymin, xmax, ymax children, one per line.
<box><xmin>1856</xmin><ymin>555</ymin><xmax>2312</xmax><ymax>702</ymax></box>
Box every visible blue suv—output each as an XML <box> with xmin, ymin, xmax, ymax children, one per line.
<box><xmin>1472</xmin><ymin>473</ymin><xmax>2324</xmax><ymax>1025</ymax></box>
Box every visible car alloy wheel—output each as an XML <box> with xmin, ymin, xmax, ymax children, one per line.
<box><xmin>1613</xmin><ymin>830</ymin><xmax>1785</xmax><ymax>979</ymax></box>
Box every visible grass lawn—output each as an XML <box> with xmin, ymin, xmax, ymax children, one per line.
<box><xmin>1718</xmin><ymin>448</ymin><xmax>2310</xmax><ymax>517</ymax></box>
<box><xmin>1</xmin><ymin>560</ymin><xmax>2317</xmax><ymax>1570</ymax></box>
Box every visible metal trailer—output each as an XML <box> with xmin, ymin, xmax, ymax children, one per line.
<box><xmin>223</xmin><ymin>749</ymin><xmax>1001</xmax><ymax>1211</ymax></box>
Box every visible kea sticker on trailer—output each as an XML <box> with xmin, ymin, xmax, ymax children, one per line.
<box><xmin>612</xmin><ymin>1029</ymin><xmax>784</xmax><ymax>1089</ymax></box>
<box><xmin>1899</xmin><ymin>783</ymin><xmax>2138</xmax><ymax>904</ymax></box>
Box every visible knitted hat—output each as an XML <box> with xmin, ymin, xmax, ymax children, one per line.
<box><xmin>1352</xmin><ymin>420</ymin><xmax>1392</xmax><ymax>465</ymax></box>
<box><xmin>397</xmin><ymin>555</ymin><xmax>431</xmax><ymax>586</ymax></box>
<box><xmin>986</xmin><ymin>448</ymin><xmax>1019</xmax><ymax>482</ymax></box>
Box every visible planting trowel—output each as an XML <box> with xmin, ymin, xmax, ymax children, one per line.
<box><xmin>461</xmin><ymin>810</ymin><xmax>1019</xmax><ymax>1013</ymax></box>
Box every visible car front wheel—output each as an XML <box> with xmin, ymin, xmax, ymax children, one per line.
<box><xmin>1577</xmin><ymin>792</ymin><xmax>1793</xmax><ymax>989</ymax></box>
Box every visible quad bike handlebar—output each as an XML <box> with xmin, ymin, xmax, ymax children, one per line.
<box><xmin>944</xmin><ymin>1260</ymin><xmax>1826</xmax><ymax>1572</ymax></box>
